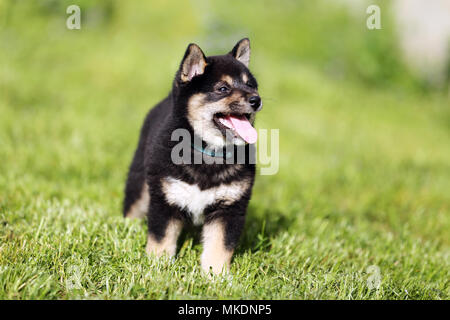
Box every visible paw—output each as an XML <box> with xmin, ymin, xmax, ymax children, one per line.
<box><xmin>201</xmin><ymin>259</ymin><xmax>230</xmax><ymax>276</ymax></box>
<box><xmin>145</xmin><ymin>237</ymin><xmax>176</xmax><ymax>258</ymax></box>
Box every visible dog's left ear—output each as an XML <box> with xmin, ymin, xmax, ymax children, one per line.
<box><xmin>230</xmin><ymin>38</ymin><xmax>250</xmax><ymax>67</ymax></box>
<box><xmin>179</xmin><ymin>43</ymin><xmax>207</xmax><ymax>82</ymax></box>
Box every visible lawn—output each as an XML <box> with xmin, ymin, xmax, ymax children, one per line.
<box><xmin>0</xmin><ymin>1</ymin><xmax>449</xmax><ymax>299</ymax></box>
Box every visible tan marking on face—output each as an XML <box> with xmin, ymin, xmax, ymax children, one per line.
<box><xmin>222</xmin><ymin>92</ymin><xmax>248</xmax><ymax>118</ymax></box>
<box><xmin>242</xmin><ymin>73</ymin><xmax>248</xmax><ymax>84</ymax></box>
<box><xmin>221</xmin><ymin>75</ymin><xmax>234</xmax><ymax>86</ymax></box>
<box><xmin>187</xmin><ymin>93</ymin><xmax>229</xmax><ymax>147</ymax></box>
<box><xmin>201</xmin><ymin>220</ymin><xmax>233</xmax><ymax>275</ymax></box>
<box><xmin>187</xmin><ymin>92</ymin><xmax>256</xmax><ymax>147</ymax></box>
<box><xmin>125</xmin><ymin>183</ymin><xmax>149</xmax><ymax>219</ymax></box>
<box><xmin>146</xmin><ymin>219</ymin><xmax>183</xmax><ymax>257</ymax></box>
<box><xmin>228</xmin><ymin>91</ymin><xmax>245</xmax><ymax>102</ymax></box>
<box><xmin>249</xmin><ymin>112</ymin><xmax>256</xmax><ymax>125</ymax></box>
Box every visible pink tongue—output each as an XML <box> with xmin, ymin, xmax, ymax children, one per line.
<box><xmin>225</xmin><ymin>115</ymin><xmax>257</xmax><ymax>144</ymax></box>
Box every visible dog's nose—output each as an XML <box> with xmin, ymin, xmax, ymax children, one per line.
<box><xmin>249</xmin><ymin>95</ymin><xmax>262</xmax><ymax>110</ymax></box>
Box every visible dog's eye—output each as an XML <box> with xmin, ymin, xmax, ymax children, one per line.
<box><xmin>246</xmin><ymin>81</ymin><xmax>254</xmax><ymax>88</ymax></box>
<box><xmin>218</xmin><ymin>86</ymin><xmax>229</xmax><ymax>93</ymax></box>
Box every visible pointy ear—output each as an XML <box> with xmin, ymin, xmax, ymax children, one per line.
<box><xmin>179</xmin><ymin>43</ymin><xmax>207</xmax><ymax>82</ymax></box>
<box><xmin>230</xmin><ymin>38</ymin><xmax>250</xmax><ymax>67</ymax></box>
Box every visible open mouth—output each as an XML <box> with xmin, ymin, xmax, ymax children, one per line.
<box><xmin>213</xmin><ymin>113</ymin><xmax>257</xmax><ymax>144</ymax></box>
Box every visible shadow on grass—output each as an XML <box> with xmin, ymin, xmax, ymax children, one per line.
<box><xmin>237</xmin><ymin>205</ymin><xmax>295</xmax><ymax>254</ymax></box>
<box><xmin>175</xmin><ymin>205</ymin><xmax>295</xmax><ymax>255</ymax></box>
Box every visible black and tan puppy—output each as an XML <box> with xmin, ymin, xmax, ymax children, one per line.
<box><xmin>123</xmin><ymin>38</ymin><xmax>262</xmax><ymax>274</ymax></box>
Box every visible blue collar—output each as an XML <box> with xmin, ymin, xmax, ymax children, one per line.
<box><xmin>191</xmin><ymin>143</ymin><xmax>233</xmax><ymax>159</ymax></box>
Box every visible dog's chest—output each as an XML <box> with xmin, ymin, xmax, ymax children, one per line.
<box><xmin>161</xmin><ymin>177</ymin><xmax>249</xmax><ymax>225</ymax></box>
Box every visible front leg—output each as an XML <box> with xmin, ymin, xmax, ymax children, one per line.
<box><xmin>201</xmin><ymin>213</ymin><xmax>245</xmax><ymax>275</ymax></box>
<box><xmin>146</xmin><ymin>218</ymin><xmax>182</xmax><ymax>257</ymax></box>
<box><xmin>146</xmin><ymin>192</ymin><xmax>183</xmax><ymax>258</ymax></box>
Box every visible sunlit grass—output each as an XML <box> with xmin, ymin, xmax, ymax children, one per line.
<box><xmin>0</xmin><ymin>0</ymin><xmax>448</xmax><ymax>299</ymax></box>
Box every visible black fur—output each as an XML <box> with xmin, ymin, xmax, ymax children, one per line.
<box><xmin>123</xmin><ymin>38</ymin><xmax>261</xmax><ymax>265</ymax></box>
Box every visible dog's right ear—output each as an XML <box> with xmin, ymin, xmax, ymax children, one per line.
<box><xmin>178</xmin><ymin>43</ymin><xmax>207</xmax><ymax>83</ymax></box>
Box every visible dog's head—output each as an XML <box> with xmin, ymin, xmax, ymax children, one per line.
<box><xmin>173</xmin><ymin>38</ymin><xmax>262</xmax><ymax>148</ymax></box>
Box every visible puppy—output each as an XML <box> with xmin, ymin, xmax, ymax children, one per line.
<box><xmin>123</xmin><ymin>38</ymin><xmax>262</xmax><ymax>274</ymax></box>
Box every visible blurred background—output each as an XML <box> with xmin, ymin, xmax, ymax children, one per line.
<box><xmin>0</xmin><ymin>0</ymin><xmax>449</xmax><ymax>299</ymax></box>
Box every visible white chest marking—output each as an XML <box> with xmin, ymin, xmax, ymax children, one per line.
<box><xmin>161</xmin><ymin>177</ymin><xmax>250</xmax><ymax>225</ymax></box>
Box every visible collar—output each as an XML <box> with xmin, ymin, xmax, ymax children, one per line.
<box><xmin>191</xmin><ymin>143</ymin><xmax>233</xmax><ymax>159</ymax></box>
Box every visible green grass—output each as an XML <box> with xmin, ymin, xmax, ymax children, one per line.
<box><xmin>0</xmin><ymin>1</ymin><xmax>449</xmax><ymax>299</ymax></box>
